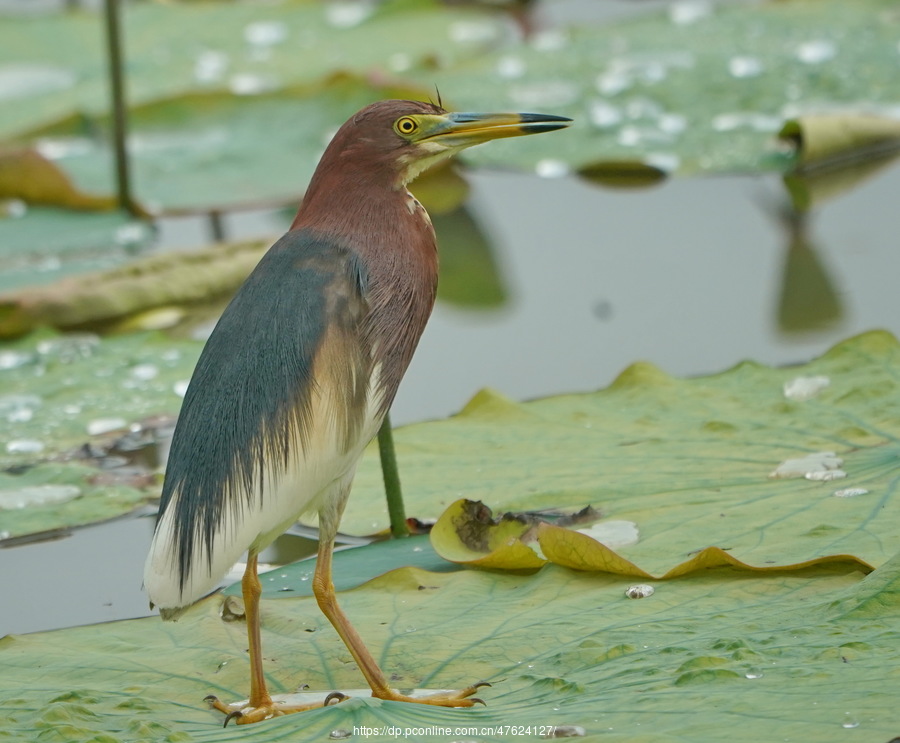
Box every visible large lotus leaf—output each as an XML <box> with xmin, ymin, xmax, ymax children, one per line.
<box><xmin>2</xmin><ymin>548</ymin><xmax>899</xmax><ymax>741</ymax></box>
<box><xmin>425</xmin><ymin>0</ymin><xmax>900</xmax><ymax>177</ymax></box>
<box><xmin>0</xmin><ymin>207</ymin><xmax>153</xmax><ymax>294</ymax></box>
<box><xmin>15</xmin><ymin>78</ymin><xmax>433</xmax><ymax>213</ymax></box>
<box><xmin>0</xmin><ymin>0</ymin><xmax>502</xmax><ymax>140</ymax></box>
<box><xmin>0</xmin><ymin>331</ymin><xmax>200</xmax><ymax>540</ymax></box>
<box><xmin>339</xmin><ymin>331</ymin><xmax>900</xmax><ymax>577</ymax></box>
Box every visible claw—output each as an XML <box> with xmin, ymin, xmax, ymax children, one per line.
<box><xmin>324</xmin><ymin>691</ymin><xmax>349</xmax><ymax>706</ymax></box>
<box><xmin>470</xmin><ymin>697</ymin><xmax>486</xmax><ymax>706</ymax></box>
<box><xmin>473</xmin><ymin>681</ymin><xmax>492</xmax><ymax>690</ymax></box>
<box><xmin>203</xmin><ymin>694</ymin><xmax>219</xmax><ymax>706</ymax></box>
<box><xmin>223</xmin><ymin>710</ymin><xmax>243</xmax><ymax>728</ymax></box>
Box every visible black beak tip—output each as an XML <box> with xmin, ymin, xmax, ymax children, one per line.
<box><xmin>520</xmin><ymin>112</ymin><xmax>573</xmax><ymax>133</ymax></box>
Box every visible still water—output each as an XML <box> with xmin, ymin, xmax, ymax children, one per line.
<box><xmin>2</xmin><ymin>158</ymin><xmax>899</xmax><ymax>635</ymax></box>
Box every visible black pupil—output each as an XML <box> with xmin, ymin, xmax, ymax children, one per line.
<box><xmin>402</xmin><ymin>120</ymin><xmax>413</xmax><ymax>131</ymax></box>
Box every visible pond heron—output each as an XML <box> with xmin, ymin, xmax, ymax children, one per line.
<box><xmin>144</xmin><ymin>99</ymin><xmax>571</xmax><ymax>725</ymax></box>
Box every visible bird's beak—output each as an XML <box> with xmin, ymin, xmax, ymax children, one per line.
<box><xmin>421</xmin><ymin>111</ymin><xmax>572</xmax><ymax>148</ymax></box>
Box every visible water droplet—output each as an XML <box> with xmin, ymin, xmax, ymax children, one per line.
<box><xmin>840</xmin><ymin>713</ymin><xmax>859</xmax><ymax>729</ymax></box>
<box><xmin>329</xmin><ymin>729</ymin><xmax>352</xmax><ymax>740</ymax></box>
<box><xmin>0</xmin><ymin>394</ymin><xmax>41</xmax><ymax>422</ymax></box>
<box><xmin>745</xmin><ymin>670</ymin><xmax>763</xmax><ymax>679</ymax></box>
<box><xmin>796</xmin><ymin>40</ymin><xmax>837</xmax><ymax>64</ymax></box>
<box><xmin>595</xmin><ymin>70</ymin><xmax>631</xmax><ymax>96</ymax></box>
<box><xmin>0</xmin><ymin>484</ymin><xmax>80</xmax><ymax>509</ymax></box>
<box><xmin>535</xmin><ymin>159</ymin><xmax>569</xmax><ymax>179</ymax></box>
<box><xmin>325</xmin><ymin>2</ymin><xmax>374</xmax><ymax>29</ymax></box>
<box><xmin>769</xmin><ymin>452</ymin><xmax>843</xmax><ymax>479</ymax></box>
<box><xmin>130</xmin><ymin>363</ymin><xmax>159</xmax><ymax>382</ymax></box>
<box><xmin>37</xmin><ymin>334</ymin><xmax>100</xmax><ymax>362</ymax></box>
<box><xmin>87</xmin><ymin>418</ymin><xmax>127</xmax><ymax>436</ymax></box>
<box><xmin>530</xmin><ymin>29</ymin><xmax>568</xmax><ymax>53</ymax></box>
<box><xmin>833</xmin><ymin>487</ymin><xmax>869</xmax><ymax>498</ymax></box>
<box><xmin>161</xmin><ymin>349</ymin><xmax>181</xmax><ymax>363</ymax></box>
<box><xmin>578</xmin><ymin>520</ymin><xmax>639</xmax><ymax>549</ymax></box>
<box><xmin>783</xmin><ymin>375</ymin><xmax>830</xmax><ymax>401</ymax></box>
<box><xmin>509</xmin><ymin>81</ymin><xmax>578</xmax><ymax>109</ymax></box>
<box><xmin>669</xmin><ymin>0</ymin><xmax>712</xmax><ymax>25</ymax></box>
<box><xmin>624</xmin><ymin>97</ymin><xmax>664</xmax><ymax>120</ymax></box>
<box><xmin>728</xmin><ymin>56</ymin><xmax>763</xmax><ymax>78</ymax></box>
<box><xmin>0</xmin><ymin>350</ymin><xmax>34</xmax><ymax>371</ymax></box>
<box><xmin>5</xmin><ymin>439</ymin><xmax>45</xmax><ymax>455</ymax></box>
<box><xmin>711</xmin><ymin>112</ymin><xmax>781</xmax><ymax>133</ymax></box>
<box><xmin>194</xmin><ymin>50</ymin><xmax>228</xmax><ymax>84</ymax></box>
<box><xmin>0</xmin><ymin>63</ymin><xmax>76</xmax><ymax>101</ymax></box>
<box><xmin>244</xmin><ymin>21</ymin><xmax>288</xmax><ymax>47</ymax></box>
<box><xmin>496</xmin><ymin>55</ymin><xmax>526</xmax><ymax>80</ymax></box>
<box><xmin>644</xmin><ymin>152</ymin><xmax>681</xmax><ymax>173</ymax></box>
<box><xmin>1</xmin><ymin>198</ymin><xmax>27</xmax><ymax>218</ymax></box>
<box><xmin>448</xmin><ymin>19</ymin><xmax>499</xmax><ymax>45</ymax></box>
<box><xmin>625</xmin><ymin>584</ymin><xmax>655</xmax><ymax>599</ymax></box>
<box><xmin>412</xmin><ymin>545</ymin><xmax>423</xmax><ymax>552</ymax></box>
<box><xmin>173</xmin><ymin>380</ymin><xmax>190</xmax><ymax>398</ymax></box>
<box><xmin>388</xmin><ymin>52</ymin><xmax>412</xmax><ymax>73</ymax></box>
<box><xmin>658</xmin><ymin>113</ymin><xmax>687</xmax><ymax>135</ymax></box>
<box><xmin>588</xmin><ymin>99</ymin><xmax>622</xmax><ymax>129</ymax></box>
<box><xmin>34</xmin><ymin>137</ymin><xmax>95</xmax><ymax>160</ymax></box>
<box><xmin>229</xmin><ymin>73</ymin><xmax>278</xmax><ymax>96</ymax></box>
<box><xmin>806</xmin><ymin>469</ymin><xmax>847</xmax><ymax>482</ymax></box>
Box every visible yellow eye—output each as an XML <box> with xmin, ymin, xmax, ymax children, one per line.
<box><xmin>395</xmin><ymin>116</ymin><xmax>419</xmax><ymax>136</ymax></box>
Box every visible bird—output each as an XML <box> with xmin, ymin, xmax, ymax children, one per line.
<box><xmin>144</xmin><ymin>99</ymin><xmax>571</xmax><ymax>725</ymax></box>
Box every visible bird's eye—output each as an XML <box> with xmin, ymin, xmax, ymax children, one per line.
<box><xmin>395</xmin><ymin>117</ymin><xmax>419</xmax><ymax>136</ymax></box>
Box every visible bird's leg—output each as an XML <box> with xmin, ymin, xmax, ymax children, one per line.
<box><xmin>313</xmin><ymin>520</ymin><xmax>488</xmax><ymax>707</ymax></box>
<box><xmin>205</xmin><ymin>550</ymin><xmax>337</xmax><ymax>725</ymax></box>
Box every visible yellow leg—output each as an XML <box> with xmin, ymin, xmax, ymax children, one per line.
<box><xmin>313</xmin><ymin>532</ymin><xmax>488</xmax><ymax>707</ymax></box>
<box><xmin>205</xmin><ymin>551</ymin><xmax>343</xmax><ymax>726</ymax></box>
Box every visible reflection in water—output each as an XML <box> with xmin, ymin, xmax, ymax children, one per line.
<box><xmin>775</xmin><ymin>207</ymin><xmax>843</xmax><ymax>334</ymax></box>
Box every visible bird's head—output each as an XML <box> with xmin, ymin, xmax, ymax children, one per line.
<box><xmin>326</xmin><ymin>99</ymin><xmax>572</xmax><ymax>187</ymax></box>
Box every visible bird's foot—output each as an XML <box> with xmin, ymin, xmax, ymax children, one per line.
<box><xmin>204</xmin><ymin>692</ymin><xmax>348</xmax><ymax>726</ymax></box>
<box><xmin>374</xmin><ymin>681</ymin><xmax>490</xmax><ymax>708</ymax></box>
